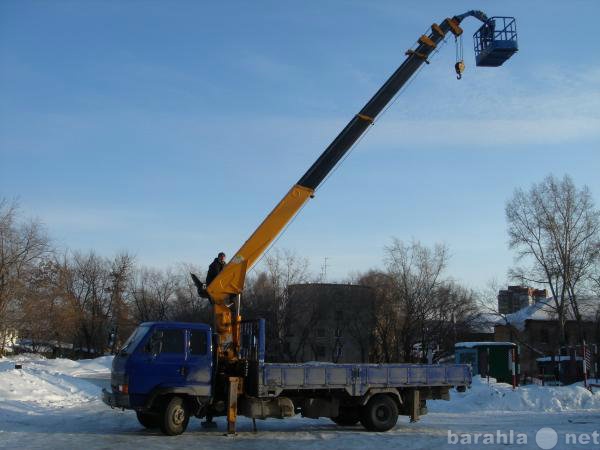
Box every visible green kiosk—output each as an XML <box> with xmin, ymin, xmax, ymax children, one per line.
<box><xmin>455</xmin><ymin>342</ymin><xmax>519</xmax><ymax>385</ymax></box>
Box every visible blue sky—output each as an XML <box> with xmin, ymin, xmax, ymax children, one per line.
<box><xmin>1</xmin><ymin>0</ymin><xmax>599</xmax><ymax>290</ymax></box>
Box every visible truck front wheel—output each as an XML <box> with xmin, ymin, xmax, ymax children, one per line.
<box><xmin>360</xmin><ymin>395</ymin><xmax>398</xmax><ymax>432</ymax></box>
<box><xmin>160</xmin><ymin>396</ymin><xmax>190</xmax><ymax>436</ymax></box>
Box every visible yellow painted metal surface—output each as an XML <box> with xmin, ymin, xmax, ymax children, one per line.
<box><xmin>419</xmin><ymin>34</ymin><xmax>436</xmax><ymax>48</ymax></box>
<box><xmin>431</xmin><ymin>23</ymin><xmax>445</xmax><ymax>38</ymax></box>
<box><xmin>207</xmin><ymin>183</ymin><xmax>314</xmax><ymax>303</ymax></box>
<box><xmin>357</xmin><ymin>113</ymin><xmax>374</xmax><ymax>123</ymax></box>
<box><xmin>445</xmin><ymin>18</ymin><xmax>463</xmax><ymax>36</ymax></box>
<box><xmin>206</xmin><ymin>183</ymin><xmax>314</xmax><ymax>358</ymax></box>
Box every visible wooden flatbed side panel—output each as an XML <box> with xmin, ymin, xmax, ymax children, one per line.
<box><xmin>260</xmin><ymin>363</ymin><xmax>470</xmax><ymax>391</ymax></box>
<box><xmin>367</xmin><ymin>366</ymin><xmax>388</xmax><ymax>385</ymax></box>
<box><xmin>389</xmin><ymin>367</ymin><xmax>409</xmax><ymax>384</ymax></box>
<box><xmin>408</xmin><ymin>366</ymin><xmax>427</xmax><ymax>384</ymax></box>
<box><xmin>428</xmin><ymin>366</ymin><xmax>447</xmax><ymax>384</ymax></box>
<box><xmin>326</xmin><ymin>366</ymin><xmax>350</xmax><ymax>386</ymax></box>
<box><xmin>283</xmin><ymin>367</ymin><xmax>305</xmax><ymax>386</ymax></box>
<box><xmin>264</xmin><ymin>366</ymin><xmax>282</xmax><ymax>386</ymax></box>
<box><xmin>446</xmin><ymin>365</ymin><xmax>469</xmax><ymax>384</ymax></box>
<box><xmin>306</xmin><ymin>367</ymin><xmax>326</xmax><ymax>386</ymax></box>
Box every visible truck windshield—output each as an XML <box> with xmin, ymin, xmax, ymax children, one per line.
<box><xmin>118</xmin><ymin>325</ymin><xmax>150</xmax><ymax>355</ymax></box>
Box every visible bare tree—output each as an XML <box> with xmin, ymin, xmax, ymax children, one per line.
<box><xmin>129</xmin><ymin>267</ymin><xmax>178</xmax><ymax>322</ymax></box>
<box><xmin>169</xmin><ymin>263</ymin><xmax>212</xmax><ymax>323</ymax></box>
<box><xmin>429</xmin><ymin>281</ymin><xmax>479</xmax><ymax>359</ymax></box>
<box><xmin>384</xmin><ymin>239</ymin><xmax>449</xmax><ymax>362</ymax></box>
<box><xmin>264</xmin><ymin>248</ymin><xmax>310</xmax><ymax>359</ymax></box>
<box><xmin>107</xmin><ymin>253</ymin><xmax>135</xmax><ymax>353</ymax></box>
<box><xmin>506</xmin><ymin>175</ymin><xmax>600</xmax><ymax>346</ymax></box>
<box><xmin>0</xmin><ymin>199</ymin><xmax>52</xmax><ymax>355</ymax></box>
<box><xmin>60</xmin><ymin>251</ymin><xmax>119</xmax><ymax>355</ymax></box>
<box><xmin>590</xmin><ymin>243</ymin><xmax>600</xmax><ymax>298</ymax></box>
<box><xmin>14</xmin><ymin>258</ymin><xmax>72</xmax><ymax>354</ymax></box>
<box><xmin>355</xmin><ymin>270</ymin><xmax>397</xmax><ymax>363</ymax></box>
<box><xmin>243</xmin><ymin>248</ymin><xmax>310</xmax><ymax>361</ymax></box>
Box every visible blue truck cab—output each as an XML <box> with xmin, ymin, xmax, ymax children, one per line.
<box><xmin>103</xmin><ymin>322</ymin><xmax>214</xmax><ymax>430</ymax></box>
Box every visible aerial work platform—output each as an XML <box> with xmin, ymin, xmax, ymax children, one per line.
<box><xmin>474</xmin><ymin>16</ymin><xmax>518</xmax><ymax>67</ymax></box>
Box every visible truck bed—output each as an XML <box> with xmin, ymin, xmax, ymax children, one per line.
<box><xmin>257</xmin><ymin>362</ymin><xmax>471</xmax><ymax>397</ymax></box>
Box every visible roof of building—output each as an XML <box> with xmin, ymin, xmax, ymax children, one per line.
<box><xmin>469</xmin><ymin>312</ymin><xmax>502</xmax><ymax>334</ymax></box>
<box><xmin>500</xmin><ymin>296</ymin><xmax>600</xmax><ymax>331</ymax></box>
<box><xmin>536</xmin><ymin>355</ymin><xmax>583</xmax><ymax>362</ymax></box>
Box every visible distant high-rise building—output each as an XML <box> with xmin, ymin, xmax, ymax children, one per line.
<box><xmin>497</xmin><ymin>286</ymin><xmax>547</xmax><ymax>314</ymax></box>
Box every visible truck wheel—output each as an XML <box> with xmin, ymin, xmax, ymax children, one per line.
<box><xmin>360</xmin><ymin>395</ymin><xmax>398</xmax><ymax>432</ymax></box>
<box><xmin>136</xmin><ymin>411</ymin><xmax>160</xmax><ymax>429</ymax></box>
<box><xmin>160</xmin><ymin>396</ymin><xmax>190</xmax><ymax>436</ymax></box>
<box><xmin>331</xmin><ymin>407</ymin><xmax>360</xmax><ymax>426</ymax></box>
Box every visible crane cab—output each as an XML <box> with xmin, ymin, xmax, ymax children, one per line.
<box><xmin>473</xmin><ymin>16</ymin><xmax>518</xmax><ymax>67</ymax></box>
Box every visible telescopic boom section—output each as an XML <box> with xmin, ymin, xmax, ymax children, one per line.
<box><xmin>207</xmin><ymin>14</ymin><xmax>472</xmax><ymax>360</ymax></box>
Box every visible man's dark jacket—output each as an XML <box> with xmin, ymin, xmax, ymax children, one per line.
<box><xmin>206</xmin><ymin>258</ymin><xmax>225</xmax><ymax>286</ymax></box>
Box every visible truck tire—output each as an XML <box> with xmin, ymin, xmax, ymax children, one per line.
<box><xmin>160</xmin><ymin>396</ymin><xmax>190</xmax><ymax>436</ymax></box>
<box><xmin>360</xmin><ymin>395</ymin><xmax>398</xmax><ymax>432</ymax></box>
<box><xmin>331</xmin><ymin>407</ymin><xmax>360</xmax><ymax>426</ymax></box>
<box><xmin>136</xmin><ymin>411</ymin><xmax>160</xmax><ymax>429</ymax></box>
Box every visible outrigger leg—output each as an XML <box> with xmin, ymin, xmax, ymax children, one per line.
<box><xmin>226</xmin><ymin>377</ymin><xmax>240</xmax><ymax>435</ymax></box>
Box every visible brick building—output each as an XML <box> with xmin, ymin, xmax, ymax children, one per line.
<box><xmin>497</xmin><ymin>286</ymin><xmax>547</xmax><ymax>314</ymax></box>
<box><xmin>494</xmin><ymin>297</ymin><xmax>600</xmax><ymax>378</ymax></box>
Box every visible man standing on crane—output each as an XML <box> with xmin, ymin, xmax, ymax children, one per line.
<box><xmin>190</xmin><ymin>252</ymin><xmax>226</xmax><ymax>299</ymax></box>
<box><xmin>206</xmin><ymin>252</ymin><xmax>226</xmax><ymax>286</ymax></box>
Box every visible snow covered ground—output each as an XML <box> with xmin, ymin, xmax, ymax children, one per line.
<box><xmin>1</xmin><ymin>355</ymin><xmax>600</xmax><ymax>449</ymax></box>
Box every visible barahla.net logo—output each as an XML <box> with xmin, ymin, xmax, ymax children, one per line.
<box><xmin>448</xmin><ymin>427</ymin><xmax>600</xmax><ymax>449</ymax></box>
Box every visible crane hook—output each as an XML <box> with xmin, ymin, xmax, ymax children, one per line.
<box><xmin>455</xmin><ymin>60</ymin><xmax>465</xmax><ymax>80</ymax></box>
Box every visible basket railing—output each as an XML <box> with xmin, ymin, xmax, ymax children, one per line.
<box><xmin>473</xmin><ymin>16</ymin><xmax>518</xmax><ymax>57</ymax></box>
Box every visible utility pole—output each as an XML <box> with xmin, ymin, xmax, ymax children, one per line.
<box><xmin>320</xmin><ymin>257</ymin><xmax>329</xmax><ymax>282</ymax></box>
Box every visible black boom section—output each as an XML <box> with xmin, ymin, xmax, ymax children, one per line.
<box><xmin>297</xmin><ymin>18</ymin><xmax>460</xmax><ymax>191</ymax></box>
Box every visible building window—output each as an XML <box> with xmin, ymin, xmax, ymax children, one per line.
<box><xmin>316</xmin><ymin>345</ymin><xmax>326</xmax><ymax>358</ymax></box>
<box><xmin>316</xmin><ymin>328</ymin><xmax>326</xmax><ymax>338</ymax></box>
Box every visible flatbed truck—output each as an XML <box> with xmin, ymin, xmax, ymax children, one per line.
<box><xmin>103</xmin><ymin>321</ymin><xmax>470</xmax><ymax>434</ymax></box>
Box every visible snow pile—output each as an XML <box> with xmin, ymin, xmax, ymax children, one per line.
<box><xmin>0</xmin><ymin>354</ymin><xmax>112</xmax><ymax>415</ymax></box>
<box><xmin>430</xmin><ymin>375</ymin><xmax>600</xmax><ymax>413</ymax></box>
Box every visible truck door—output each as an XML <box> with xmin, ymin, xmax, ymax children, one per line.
<box><xmin>184</xmin><ymin>328</ymin><xmax>212</xmax><ymax>396</ymax></box>
<box><xmin>133</xmin><ymin>327</ymin><xmax>187</xmax><ymax>394</ymax></box>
